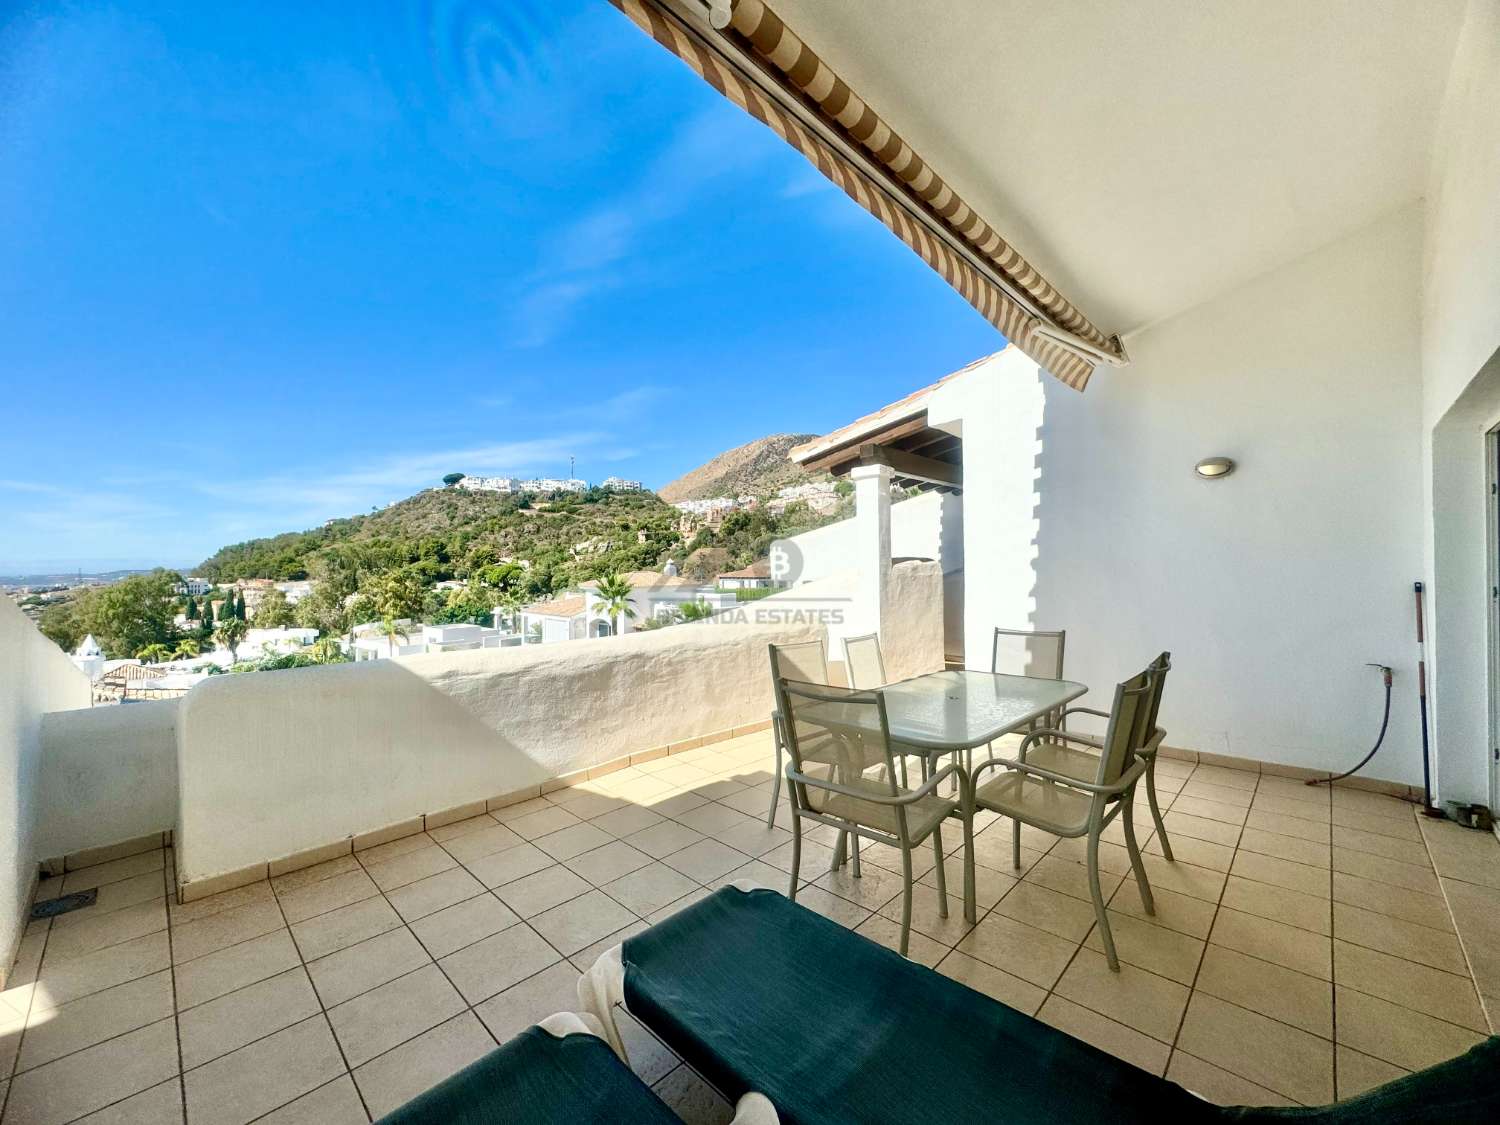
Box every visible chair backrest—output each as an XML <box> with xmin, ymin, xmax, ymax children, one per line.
<box><xmin>842</xmin><ymin>634</ymin><xmax>887</xmax><ymax>689</ymax></box>
<box><xmin>768</xmin><ymin>640</ymin><xmax>829</xmax><ymax>690</ymax></box>
<box><xmin>1095</xmin><ymin>664</ymin><xmax>1157</xmax><ymax>787</ymax></box>
<box><xmin>775</xmin><ymin>678</ymin><xmax>899</xmax><ymax>798</ymax></box>
<box><xmin>991</xmin><ymin>628</ymin><xmax>1065</xmax><ymax>680</ymax></box>
<box><xmin>1139</xmin><ymin>651</ymin><xmax>1171</xmax><ymax>744</ymax></box>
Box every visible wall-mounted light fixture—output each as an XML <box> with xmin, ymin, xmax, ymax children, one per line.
<box><xmin>1194</xmin><ymin>457</ymin><xmax>1236</xmax><ymax>480</ymax></box>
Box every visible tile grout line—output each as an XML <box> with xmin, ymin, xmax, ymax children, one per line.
<box><xmin>164</xmin><ymin>848</ymin><xmax>188</xmax><ymax>1124</ymax></box>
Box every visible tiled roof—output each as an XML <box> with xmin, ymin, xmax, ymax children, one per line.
<box><xmin>578</xmin><ymin>570</ymin><xmax>702</xmax><ymax>589</ymax></box>
<box><xmin>521</xmin><ymin>595</ymin><xmax>586</xmax><ymax>618</ymax></box>
<box><xmin>718</xmin><ymin>560</ymin><xmax>771</xmax><ymax>579</ymax></box>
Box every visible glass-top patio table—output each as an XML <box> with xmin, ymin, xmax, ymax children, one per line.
<box><xmin>806</xmin><ymin>669</ymin><xmax>1087</xmax><ymax>922</ymax></box>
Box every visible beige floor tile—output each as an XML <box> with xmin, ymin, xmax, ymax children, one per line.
<box><xmin>1107</xmin><ymin>881</ymin><xmax>1218</xmax><ymax>939</ymax></box>
<box><xmin>1219</xmin><ymin>875</ymin><xmax>1330</xmax><ymax>936</ymax></box>
<box><xmin>306</xmin><ymin>927</ymin><xmax>432</xmax><ymax>1008</ymax></box>
<box><xmin>425</xmin><ymin>812</ymin><xmax>500</xmax><ymax>844</ymax></box>
<box><xmin>1330</xmin><ymin>871</ymin><xmax>1452</xmax><ymax>931</ymax></box>
<box><xmin>409</xmin><ymin>893</ymin><xmax>519</xmax><ymax>960</ymax></box>
<box><xmin>1330</xmin><ymin>789</ymin><xmax>1415</xmax><ymax>822</ymax></box>
<box><xmin>624</xmin><ymin>821</ymin><xmax>705</xmax><ymax>860</ymax></box>
<box><xmin>1189</xmin><ymin>765</ymin><xmax>1260</xmax><ymax>792</ymax></box>
<box><xmin>464</xmin><ymin>842</ymin><xmax>554</xmax><ymax>889</ymax></box>
<box><xmin>183</xmin><ymin>1014</ymin><xmax>345</xmax><ymax>1125</ymax></box>
<box><xmin>352</xmin><ymin>1012</ymin><xmax>495</xmax><ymax>1118</ymax></box>
<box><xmin>1179</xmin><ymin>780</ymin><xmax>1253</xmax><ymax>808</ymax></box>
<box><xmin>1252</xmin><ymin>777</ymin><xmax>1329</xmax><ymax>807</ymax></box>
<box><xmin>489</xmin><ymin>796</ymin><xmax>555</xmax><ymax>824</ymax></box>
<box><xmin>1195</xmin><ymin>944</ymin><xmax>1331</xmax><ymax>1037</ymax></box>
<box><xmin>1335</xmin><ymin>1045</ymin><xmax>1407</xmax><ymax>1100</ymax></box>
<box><xmin>645</xmin><ymin>791</ymin><xmax>710</xmax><ymax>820</ymax></box>
<box><xmin>1136</xmin><ymin>854</ymin><xmax>1226</xmax><ymax>903</ymax></box>
<box><xmin>386</xmin><ymin>867</ymin><xmax>486</xmax><ymax>923</ymax></box>
<box><xmin>61</xmin><ymin>850</ymin><xmax>165</xmax><ymax>893</ymax></box>
<box><xmin>783</xmin><ymin>884</ymin><xmax>868</xmax><ymax>929</ymax></box>
<box><xmin>289</xmin><ymin>895</ymin><xmax>401</xmax><ymax>962</ymax></box>
<box><xmin>34</xmin><ymin>931</ymin><xmax>170</xmax><ymax>1009</ymax></box>
<box><xmin>505</xmin><ymin>804</ymin><xmax>584</xmax><ymax>840</ymax></box>
<box><xmin>434</xmin><ymin>823</ymin><xmax>522</xmax><ymax>866</ymax></box>
<box><xmin>438</xmin><ymin>923</ymin><xmax>559</xmax><ymax>1005</ymax></box>
<box><xmin>813</xmin><ymin>863</ymin><xmax>907</xmax><ymax>912</ymax></box>
<box><xmin>1229</xmin><ymin>850</ymin><xmax>1329</xmax><ymax>899</ymax></box>
<box><xmin>591</xmin><ymin>804</ymin><xmax>666</xmax><ymax>839</ymax></box>
<box><xmin>363</xmin><ymin>845</ymin><xmax>457</xmax><ymax>893</ymax></box>
<box><xmin>529</xmin><ymin>890</ymin><xmax>637</xmax><ymax>956</ymax></box>
<box><xmin>473</xmin><ymin>961</ymin><xmax>584</xmax><ymax>1044</ymax></box>
<box><xmin>568</xmin><ymin>921</ymin><xmax>648</xmax><ymax>972</ymax></box>
<box><xmin>1178</xmin><ymin>993</ymin><xmax>1333</xmax><ymax>1104</ymax></box>
<box><xmin>920</xmin><ymin>855</ymin><xmax>1017</xmax><ymax>908</ymax></box>
<box><xmin>1238</xmin><ymin>827</ymin><xmax>1329</xmax><ymax>869</ymax></box>
<box><xmin>73</xmin><ymin>1077</ymin><xmax>182</xmax><ymax>1124</ymax></box>
<box><xmin>762</xmin><ymin>838</ymin><xmax>836</xmax><ymax>878</ymax></box>
<box><xmin>1332</xmin><ymin>986</ymin><xmax>1486</xmax><ymax>1071</ymax></box>
<box><xmin>71</xmin><ymin>871</ymin><xmax>167</xmax><ymax>920</ymax></box>
<box><xmin>179</xmin><ymin>967</ymin><xmax>320</xmax><ymax>1069</ymax></box>
<box><xmin>1023</xmin><ymin>854</ymin><xmax>1126</xmax><ymax>903</ymax></box>
<box><xmin>646</xmin><ymin>888</ymin><xmax>713</xmax><ymax>925</ymax></box>
<box><xmin>532</xmin><ymin>822</ymin><xmax>615</xmax><ymax>863</ymax></box>
<box><xmin>1210</xmin><ymin>908</ymin><xmax>1331</xmax><ymax>979</ymax></box>
<box><xmin>1420</xmin><ymin>816</ymin><xmax>1500</xmax><ymax>889</ymax></box>
<box><xmin>604</xmin><ymin>863</ymin><xmax>702</xmax><ymax>917</ymax></box>
<box><xmin>1331</xmin><ymin>848</ymin><xmax>1439</xmax><ymax>895</ymax></box>
<box><xmin>41</xmin><ymin>900</ymin><xmax>167</xmax><ymax>966</ymax></box>
<box><xmin>564</xmin><ymin>841</ymin><xmax>654</xmax><ymax>886</ymax></box>
<box><xmin>712</xmin><ymin>820</ymin><xmax>793</xmax><ymax>859</ymax></box>
<box><xmin>5</xmin><ymin>1017</ymin><xmax>177</xmax><ymax>1125</ymax></box>
<box><xmin>674</xmin><ymin>802</ymin><xmax>753</xmax><ymax>836</ymax></box>
<box><xmin>652</xmin><ymin>1062</ymin><xmax>734</xmax><ymax>1124</ymax></box>
<box><xmin>661</xmin><ymin>839</ymin><xmax>751</xmax><ymax>884</ymax></box>
<box><xmin>1329</xmin><ymin>804</ymin><xmax>1421</xmax><ymax>840</ymax></box>
<box><xmin>1441</xmin><ymin>876</ymin><xmax>1500</xmax><ymax>1001</ymax></box>
<box><xmin>1053</xmin><ymin>948</ymin><xmax>1189</xmax><ymax>1043</ymax></box>
<box><xmin>1333</xmin><ymin>939</ymin><xmax>1487</xmax><ymax>1031</ymax></box>
<box><xmin>1165</xmin><ymin>1050</ymin><xmax>1297</xmax><ymax>1107</ymax></box>
<box><xmin>357</xmin><ymin>832</ymin><xmax>437</xmax><ymax>867</ymax></box>
<box><xmin>17</xmin><ymin>970</ymin><xmax>172</xmax><ymax>1073</ymax></box>
<box><xmin>934</xmin><ymin>949</ymin><xmax>1046</xmax><ymax>1014</ymax></box>
<box><xmin>255</xmin><ymin>1075</ymin><xmax>367</xmax><ymax>1124</ymax></box>
<box><xmin>328</xmin><ymin>962</ymin><xmax>466</xmax><ymax>1068</ymax></box>
<box><xmin>1332</xmin><ymin>825</ymin><xmax>1430</xmax><ymax>867</ymax></box>
<box><xmin>1253</xmin><ymin>793</ymin><xmax>1332</xmax><ymax>823</ymax></box>
<box><xmin>269</xmin><ymin>855</ymin><xmax>360</xmax><ymax>894</ymax></box>
<box><xmin>493</xmin><ymin>865</ymin><xmax>591</xmax><ymax>918</ymax></box>
<box><xmin>1045</xmin><ymin>834</ymin><xmax>1135</xmax><ymax>876</ymax></box>
<box><xmin>874</xmin><ymin>886</ymin><xmax>972</xmax><ymax>945</ymax></box>
<box><xmin>1244</xmin><ymin>809</ymin><xmax>1330</xmax><ymax>844</ymax></box>
<box><xmin>274</xmin><ymin>868</ymin><xmax>377</xmax><ymax>925</ymax></box>
<box><xmin>170</xmin><ymin>900</ymin><xmax>286</xmax><ymax>965</ymax></box>
<box><xmin>170</xmin><ymin>880</ymin><xmax>277</xmax><ymax>928</ymax></box>
<box><xmin>991</xmin><ymin>880</ymin><xmax>1099</xmax><ymax>942</ymax></box>
<box><xmin>1082</xmin><ymin>910</ymin><xmax>1204</xmax><ymax>984</ymax></box>
<box><xmin>1168</xmin><ymin>794</ymin><xmax>1248</xmax><ymax>826</ymax></box>
<box><xmin>1332</xmin><ymin>900</ymin><xmax>1468</xmax><ymax>974</ymax></box>
<box><xmin>1037</xmin><ymin>994</ymin><xmax>1170</xmax><ymax>1075</ymax></box>
<box><xmin>174</xmin><ymin>930</ymin><xmax>300</xmax><ymax>1010</ymax></box>
<box><xmin>1145</xmin><ymin>831</ymin><xmax>1234</xmax><ymax>872</ymax></box>
<box><xmin>852</xmin><ymin>914</ymin><xmax>947</xmax><ymax>967</ymax></box>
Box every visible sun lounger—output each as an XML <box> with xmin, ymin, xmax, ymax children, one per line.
<box><xmin>581</xmin><ymin>885</ymin><xmax>1500</xmax><ymax>1124</ymax></box>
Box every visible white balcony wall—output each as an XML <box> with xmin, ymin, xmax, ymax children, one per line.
<box><xmin>37</xmin><ymin>700</ymin><xmax>177</xmax><ymax>861</ymax></box>
<box><xmin>0</xmin><ymin>597</ymin><xmax>90</xmax><ymax>981</ymax></box>
<box><xmin>176</xmin><ymin>618</ymin><xmax>819</xmax><ymax>888</ymax></box>
<box><xmin>936</xmin><ymin>205</ymin><xmax>1428</xmax><ymax>786</ymax></box>
<box><xmin>783</xmin><ymin>491</ymin><xmax>956</xmax><ymax>585</ymax></box>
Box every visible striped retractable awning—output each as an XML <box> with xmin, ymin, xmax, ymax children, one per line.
<box><xmin>605</xmin><ymin>0</ymin><xmax>1126</xmax><ymax>390</ymax></box>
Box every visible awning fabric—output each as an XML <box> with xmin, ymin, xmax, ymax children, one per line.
<box><xmin>605</xmin><ymin>0</ymin><xmax>1124</xmax><ymax>390</ymax></box>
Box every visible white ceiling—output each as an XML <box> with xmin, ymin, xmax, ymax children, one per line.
<box><xmin>765</xmin><ymin>0</ymin><xmax>1466</xmax><ymax>334</ymax></box>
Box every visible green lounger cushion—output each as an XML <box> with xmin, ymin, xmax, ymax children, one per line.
<box><xmin>374</xmin><ymin>1026</ymin><xmax>681</xmax><ymax>1124</ymax></box>
<box><xmin>623</xmin><ymin>885</ymin><xmax>1209</xmax><ymax>1123</ymax></box>
<box><xmin>622</xmin><ymin>887</ymin><xmax>1500</xmax><ymax>1124</ymax></box>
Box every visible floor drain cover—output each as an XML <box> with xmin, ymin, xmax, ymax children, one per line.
<box><xmin>30</xmin><ymin>888</ymin><xmax>97</xmax><ymax>920</ymax></box>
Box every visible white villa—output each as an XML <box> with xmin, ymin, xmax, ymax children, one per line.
<box><xmin>455</xmin><ymin>476</ymin><xmax>590</xmax><ymax>495</ymax></box>
<box><xmin>349</xmin><ymin>620</ymin><xmax>520</xmax><ymax>661</ymax></box>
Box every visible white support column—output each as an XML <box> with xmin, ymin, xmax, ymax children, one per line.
<box><xmin>851</xmin><ymin>463</ymin><xmax>893</xmax><ymax>640</ymax></box>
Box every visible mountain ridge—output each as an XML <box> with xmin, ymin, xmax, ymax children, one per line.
<box><xmin>657</xmin><ymin>433</ymin><xmax>819</xmax><ymax>502</ymax></box>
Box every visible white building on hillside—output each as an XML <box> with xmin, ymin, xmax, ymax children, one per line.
<box><xmin>519</xmin><ymin>596</ymin><xmax>588</xmax><ymax>644</ymax></box>
<box><xmin>601</xmin><ymin>477</ymin><xmax>642</xmax><ymax>491</ymax></box>
<box><xmin>350</xmin><ymin>621</ymin><xmax>520</xmax><ymax>661</ymax></box>
<box><xmin>578</xmin><ymin>568</ymin><xmax>735</xmax><ymax>636</ymax></box>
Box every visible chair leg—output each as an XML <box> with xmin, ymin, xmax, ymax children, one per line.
<box><xmin>1012</xmin><ymin>817</ymin><xmax>1022</xmax><ymax>871</ymax></box>
<box><xmin>830</xmin><ymin>832</ymin><xmax>846</xmax><ymax>874</ymax></box>
<box><xmin>961</xmin><ymin>792</ymin><xmax>977</xmax><ymax>924</ymax></box>
<box><xmin>899</xmin><ymin>846</ymin><xmax>913</xmax><ymax>957</ymax></box>
<box><xmin>788</xmin><ymin>814</ymin><xmax>802</xmax><ymax>902</ymax></box>
<box><xmin>931</xmin><ymin>826</ymin><xmax>948</xmax><ymax>919</ymax></box>
<box><xmin>1122</xmin><ymin>793</ymin><xmax>1156</xmax><ymax>917</ymax></box>
<box><xmin>851</xmin><ymin>833</ymin><xmax>862</xmax><ymax>879</ymax></box>
<box><xmin>1087</xmin><ymin>830</ymin><xmax>1120</xmax><ymax>972</ymax></box>
<box><xmin>767</xmin><ymin>742</ymin><xmax>782</xmax><ymax>829</ymax></box>
<box><xmin>1144</xmin><ymin>754</ymin><xmax>1173</xmax><ymax>861</ymax></box>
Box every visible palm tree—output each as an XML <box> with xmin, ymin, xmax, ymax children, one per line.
<box><xmin>135</xmin><ymin>642</ymin><xmax>172</xmax><ymax>664</ymax></box>
<box><xmin>311</xmin><ymin>636</ymin><xmax>344</xmax><ymax>664</ymax></box>
<box><xmin>172</xmin><ymin>638</ymin><xmax>200</xmax><ymax>661</ymax></box>
<box><xmin>377</xmin><ymin>616</ymin><xmax>410</xmax><ymax>658</ymax></box>
<box><xmin>213</xmin><ymin>617</ymin><xmax>249</xmax><ymax>664</ymax></box>
<box><xmin>679</xmin><ymin>599</ymin><xmax>716</xmax><ymax>624</ymax></box>
<box><xmin>591</xmin><ymin>573</ymin><xmax>636</xmax><ymax>636</ymax></box>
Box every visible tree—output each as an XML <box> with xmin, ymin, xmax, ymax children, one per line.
<box><xmin>135</xmin><ymin>643</ymin><xmax>173</xmax><ymax>664</ymax></box>
<box><xmin>443</xmin><ymin>473</ymin><xmax>466</xmax><ymax>487</ymax></box>
<box><xmin>294</xmin><ymin>582</ymin><xmax>350</xmax><ymax>638</ymax></box>
<box><xmin>368</xmin><ymin>569</ymin><xmax>425</xmax><ymax>625</ymax></box>
<box><xmin>376</xmin><ymin>616</ymin><xmax>411</xmax><ymax>658</ymax></box>
<box><xmin>311</xmin><ymin>636</ymin><xmax>345</xmax><ymax>664</ymax></box>
<box><xmin>253</xmin><ymin>588</ymin><xmax>295</xmax><ymax>629</ymax></box>
<box><xmin>58</xmin><ymin>570</ymin><xmax>180</xmax><ymax>659</ymax></box>
<box><xmin>213</xmin><ymin>616</ymin><xmax>249</xmax><ymax>663</ymax></box>
<box><xmin>679</xmin><ymin>599</ymin><xmax>716</xmax><ymax>624</ymax></box>
<box><xmin>173</xmin><ymin>638</ymin><xmax>200</xmax><ymax>660</ymax></box>
<box><xmin>591</xmin><ymin>573</ymin><xmax>636</xmax><ymax>636</ymax></box>
<box><xmin>184</xmin><ymin>595</ymin><xmax>198</xmax><ymax>621</ymax></box>
<box><xmin>38</xmin><ymin>599</ymin><xmax>84</xmax><ymax>653</ymax></box>
<box><xmin>234</xmin><ymin>591</ymin><xmax>248</xmax><ymax>620</ymax></box>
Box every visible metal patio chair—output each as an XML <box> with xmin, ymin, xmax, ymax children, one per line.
<box><xmin>775</xmin><ymin>677</ymin><xmax>965</xmax><ymax>956</ymax></box>
<box><xmin>965</xmin><ymin>663</ymin><xmax>1158</xmax><ymax>971</ymax></box>
<box><xmin>767</xmin><ymin>640</ymin><xmax>832</xmax><ymax>828</ymax></box>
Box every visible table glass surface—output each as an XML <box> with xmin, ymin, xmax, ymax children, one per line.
<box><xmin>872</xmin><ymin>670</ymin><xmax>1087</xmax><ymax>751</ymax></box>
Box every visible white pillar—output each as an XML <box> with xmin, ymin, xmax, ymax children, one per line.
<box><xmin>851</xmin><ymin>463</ymin><xmax>893</xmax><ymax>639</ymax></box>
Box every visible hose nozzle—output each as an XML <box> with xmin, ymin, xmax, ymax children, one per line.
<box><xmin>1365</xmin><ymin>663</ymin><xmax>1393</xmax><ymax>687</ymax></box>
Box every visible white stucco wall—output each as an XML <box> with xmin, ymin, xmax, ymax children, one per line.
<box><xmin>0</xmin><ymin>598</ymin><xmax>91</xmax><ymax>977</ymax></box>
<box><xmin>939</xmin><ymin>206</ymin><xmax>1428</xmax><ymax>782</ymax></box>
<box><xmin>176</xmin><ymin>618</ymin><xmax>819</xmax><ymax>885</ymax></box>
<box><xmin>783</xmin><ymin>491</ymin><xmax>954</xmax><ymax>585</ymax></box>
<box><xmin>1420</xmin><ymin>0</ymin><xmax>1500</xmax><ymax>807</ymax></box>
<box><xmin>37</xmin><ymin>700</ymin><xmax>178</xmax><ymax>860</ymax></box>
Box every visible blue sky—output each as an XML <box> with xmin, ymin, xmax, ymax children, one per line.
<box><xmin>0</xmin><ymin>0</ymin><xmax>999</xmax><ymax>573</ymax></box>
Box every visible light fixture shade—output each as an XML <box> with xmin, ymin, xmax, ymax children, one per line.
<box><xmin>1195</xmin><ymin>457</ymin><xmax>1236</xmax><ymax>479</ymax></box>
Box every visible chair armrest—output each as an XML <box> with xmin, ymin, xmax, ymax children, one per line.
<box><xmin>1060</xmin><ymin>706</ymin><xmax>1110</xmax><ymax>721</ymax></box>
<box><xmin>1018</xmin><ymin>728</ymin><xmax>1118</xmax><ymax>755</ymax></box>
<box><xmin>785</xmin><ymin>765</ymin><xmax>957</xmax><ymax>807</ymax></box>
<box><xmin>970</xmin><ymin>752</ymin><xmax>1147</xmax><ymax>797</ymax></box>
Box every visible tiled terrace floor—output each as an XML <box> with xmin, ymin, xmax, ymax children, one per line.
<box><xmin>1</xmin><ymin>731</ymin><xmax>1497</xmax><ymax>1123</ymax></box>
